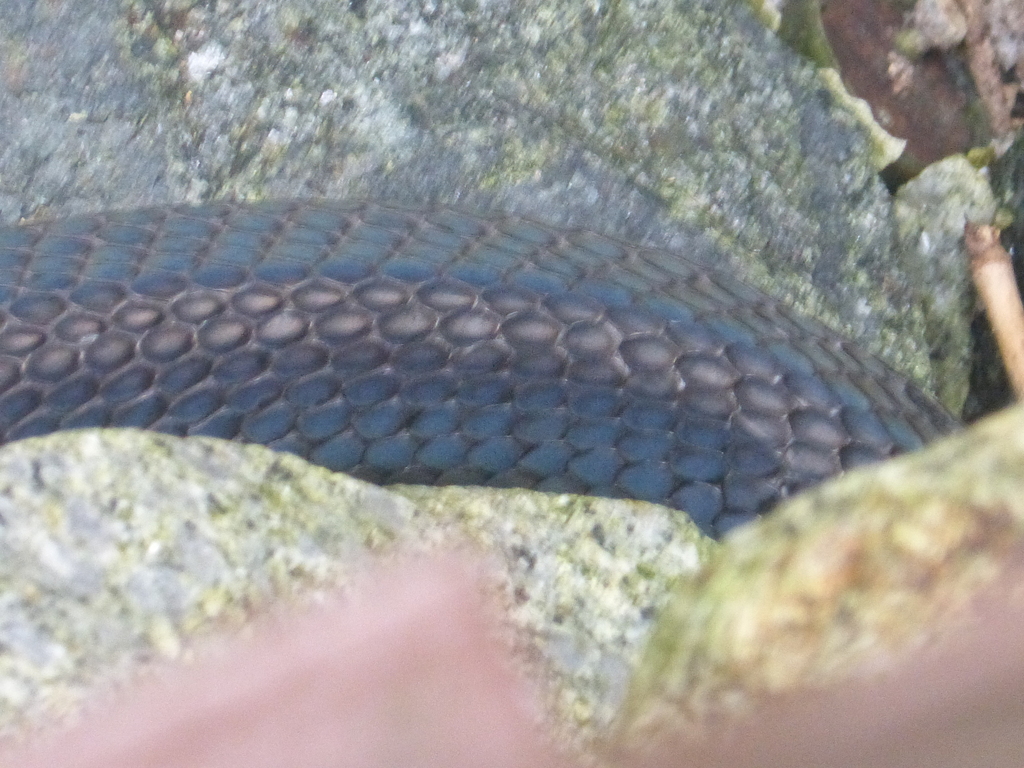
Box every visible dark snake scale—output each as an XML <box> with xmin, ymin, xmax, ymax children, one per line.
<box><xmin>0</xmin><ymin>200</ymin><xmax>960</xmax><ymax>536</ymax></box>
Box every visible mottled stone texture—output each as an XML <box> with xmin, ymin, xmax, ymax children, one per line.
<box><xmin>894</xmin><ymin>156</ymin><xmax>996</xmax><ymax>412</ymax></box>
<box><xmin>0</xmin><ymin>429</ymin><xmax>708</xmax><ymax>750</ymax></box>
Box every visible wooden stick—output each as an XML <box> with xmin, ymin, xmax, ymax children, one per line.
<box><xmin>966</xmin><ymin>222</ymin><xmax>1024</xmax><ymax>400</ymax></box>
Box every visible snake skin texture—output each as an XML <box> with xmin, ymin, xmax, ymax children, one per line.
<box><xmin>0</xmin><ymin>200</ymin><xmax>959</xmax><ymax>536</ymax></box>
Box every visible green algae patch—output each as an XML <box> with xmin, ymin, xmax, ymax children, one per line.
<box><xmin>894</xmin><ymin>155</ymin><xmax>998</xmax><ymax>414</ymax></box>
<box><xmin>0</xmin><ymin>430</ymin><xmax>420</xmax><ymax>736</ymax></box>
<box><xmin>0</xmin><ymin>428</ymin><xmax>716</xmax><ymax>754</ymax></box>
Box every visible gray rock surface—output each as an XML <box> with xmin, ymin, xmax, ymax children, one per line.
<box><xmin>989</xmin><ymin>0</ymin><xmax>1024</xmax><ymax>72</ymax></box>
<box><xmin>0</xmin><ymin>431</ymin><xmax>415</xmax><ymax>735</ymax></box>
<box><xmin>893</xmin><ymin>155</ymin><xmax>997</xmax><ymax>412</ymax></box>
<box><xmin>0</xmin><ymin>429</ymin><xmax>709</xmax><ymax>748</ymax></box>
<box><xmin>0</xmin><ymin>0</ymin><xmax>944</xmax><ymax>388</ymax></box>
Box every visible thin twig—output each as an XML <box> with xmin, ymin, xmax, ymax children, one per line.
<box><xmin>966</xmin><ymin>222</ymin><xmax>1024</xmax><ymax>399</ymax></box>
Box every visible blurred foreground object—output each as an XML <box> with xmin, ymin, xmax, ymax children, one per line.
<box><xmin>8</xmin><ymin>547</ymin><xmax>1024</xmax><ymax>768</ymax></box>
<box><xmin>1</xmin><ymin>558</ymin><xmax>561</xmax><ymax>768</ymax></box>
<box><xmin>620</xmin><ymin>552</ymin><xmax>1024</xmax><ymax>768</ymax></box>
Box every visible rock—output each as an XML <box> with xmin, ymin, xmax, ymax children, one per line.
<box><xmin>618</xmin><ymin>402</ymin><xmax>1024</xmax><ymax>745</ymax></box>
<box><xmin>391</xmin><ymin>484</ymin><xmax>712</xmax><ymax>745</ymax></box>
<box><xmin>987</xmin><ymin>0</ymin><xmax>1024</xmax><ymax>73</ymax></box>
<box><xmin>893</xmin><ymin>155</ymin><xmax>997</xmax><ymax>412</ymax></box>
<box><xmin>909</xmin><ymin>0</ymin><xmax>968</xmax><ymax>52</ymax></box>
<box><xmin>0</xmin><ymin>429</ymin><xmax>710</xmax><ymax>750</ymax></box>
<box><xmin>0</xmin><ymin>431</ymin><xmax>416</xmax><ymax>735</ymax></box>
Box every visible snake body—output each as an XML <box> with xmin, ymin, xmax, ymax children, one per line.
<box><xmin>0</xmin><ymin>200</ymin><xmax>959</xmax><ymax>536</ymax></box>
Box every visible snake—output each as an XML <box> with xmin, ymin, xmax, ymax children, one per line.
<box><xmin>0</xmin><ymin>199</ymin><xmax>960</xmax><ymax>537</ymax></box>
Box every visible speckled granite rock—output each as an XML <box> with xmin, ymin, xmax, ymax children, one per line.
<box><xmin>618</xmin><ymin>403</ymin><xmax>1024</xmax><ymax>745</ymax></box>
<box><xmin>391</xmin><ymin>484</ymin><xmax>713</xmax><ymax>741</ymax></box>
<box><xmin>0</xmin><ymin>429</ymin><xmax>709</xmax><ymax>748</ymax></box>
<box><xmin>893</xmin><ymin>155</ymin><xmax>997</xmax><ymax>413</ymax></box>
<box><xmin>0</xmin><ymin>431</ymin><xmax>415</xmax><ymax>735</ymax></box>
<box><xmin>0</xmin><ymin>0</ymin><xmax>949</xmax><ymax>393</ymax></box>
